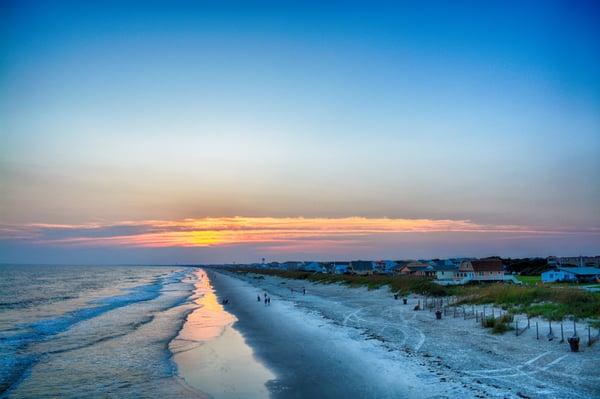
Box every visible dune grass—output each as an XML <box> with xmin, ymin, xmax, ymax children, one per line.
<box><xmin>480</xmin><ymin>313</ymin><xmax>514</xmax><ymax>334</ymax></box>
<box><xmin>451</xmin><ymin>283</ymin><xmax>600</xmax><ymax>321</ymax></box>
<box><xmin>516</xmin><ymin>275</ymin><xmax>541</xmax><ymax>286</ymax></box>
<box><xmin>232</xmin><ymin>269</ymin><xmax>600</xmax><ymax>321</ymax></box>
<box><xmin>234</xmin><ymin>268</ymin><xmax>449</xmax><ymax>296</ymax></box>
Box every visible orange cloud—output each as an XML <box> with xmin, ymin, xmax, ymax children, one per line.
<box><xmin>2</xmin><ymin>217</ymin><xmax>594</xmax><ymax>250</ymax></box>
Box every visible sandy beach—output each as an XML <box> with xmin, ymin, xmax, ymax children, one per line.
<box><xmin>209</xmin><ymin>270</ymin><xmax>600</xmax><ymax>399</ymax></box>
<box><xmin>207</xmin><ymin>270</ymin><xmax>476</xmax><ymax>398</ymax></box>
<box><xmin>171</xmin><ymin>270</ymin><xmax>275</xmax><ymax>399</ymax></box>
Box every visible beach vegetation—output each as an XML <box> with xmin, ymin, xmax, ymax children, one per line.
<box><xmin>234</xmin><ymin>269</ymin><xmax>448</xmax><ymax>296</ymax></box>
<box><xmin>516</xmin><ymin>275</ymin><xmax>541</xmax><ymax>286</ymax></box>
<box><xmin>482</xmin><ymin>313</ymin><xmax>514</xmax><ymax>334</ymax></box>
<box><xmin>451</xmin><ymin>283</ymin><xmax>600</xmax><ymax>320</ymax></box>
<box><xmin>232</xmin><ymin>269</ymin><xmax>600</xmax><ymax>321</ymax></box>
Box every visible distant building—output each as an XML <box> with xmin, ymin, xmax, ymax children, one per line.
<box><xmin>280</xmin><ymin>261</ymin><xmax>303</xmax><ymax>271</ymax></box>
<box><xmin>302</xmin><ymin>262</ymin><xmax>327</xmax><ymax>273</ymax></box>
<box><xmin>319</xmin><ymin>262</ymin><xmax>335</xmax><ymax>274</ymax></box>
<box><xmin>557</xmin><ymin>256</ymin><xmax>600</xmax><ymax>268</ymax></box>
<box><xmin>398</xmin><ymin>261</ymin><xmax>434</xmax><ymax>277</ymax></box>
<box><xmin>541</xmin><ymin>267</ymin><xmax>600</xmax><ymax>283</ymax></box>
<box><xmin>432</xmin><ymin>263</ymin><xmax>458</xmax><ymax>282</ymax></box>
<box><xmin>333</xmin><ymin>262</ymin><xmax>350</xmax><ymax>274</ymax></box>
<box><xmin>459</xmin><ymin>259</ymin><xmax>504</xmax><ymax>282</ymax></box>
<box><xmin>546</xmin><ymin>256</ymin><xmax>559</xmax><ymax>268</ymax></box>
<box><xmin>373</xmin><ymin>260</ymin><xmax>397</xmax><ymax>274</ymax></box>
<box><xmin>349</xmin><ymin>260</ymin><xmax>374</xmax><ymax>275</ymax></box>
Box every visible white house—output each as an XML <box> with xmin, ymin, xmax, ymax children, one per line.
<box><xmin>433</xmin><ymin>264</ymin><xmax>458</xmax><ymax>282</ymax></box>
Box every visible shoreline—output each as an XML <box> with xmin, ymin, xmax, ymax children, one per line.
<box><xmin>207</xmin><ymin>269</ymin><xmax>476</xmax><ymax>398</ymax></box>
<box><xmin>171</xmin><ymin>269</ymin><xmax>274</xmax><ymax>399</ymax></box>
<box><xmin>212</xmin><ymin>270</ymin><xmax>600</xmax><ymax>399</ymax></box>
<box><xmin>1</xmin><ymin>266</ymin><xmax>203</xmax><ymax>399</ymax></box>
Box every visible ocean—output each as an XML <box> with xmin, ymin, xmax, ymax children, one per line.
<box><xmin>0</xmin><ymin>265</ymin><xmax>199</xmax><ymax>398</ymax></box>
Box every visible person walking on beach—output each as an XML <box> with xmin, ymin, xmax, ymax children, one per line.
<box><xmin>264</xmin><ymin>294</ymin><xmax>268</xmax><ymax>306</ymax></box>
<box><xmin>257</xmin><ymin>294</ymin><xmax>261</xmax><ymax>302</ymax></box>
<box><xmin>267</xmin><ymin>296</ymin><xmax>271</xmax><ymax>306</ymax></box>
<box><xmin>303</xmin><ymin>287</ymin><xmax>306</xmax><ymax>295</ymax></box>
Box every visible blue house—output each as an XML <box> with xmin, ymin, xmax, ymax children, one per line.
<box><xmin>333</xmin><ymin>262</ymin><xmax>350</xmax><ymax>274</ymax></box>
<box><xmin>541</xmin><ymin>267</ymin><xmax>600</xmax><ymax>283</ymax></box>
<box><xmin>302</xmin><ymin>262</ymin><xmax>326</xmax><ymax>273</ymax></box>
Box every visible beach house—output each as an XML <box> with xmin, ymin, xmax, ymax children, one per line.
<box><xmin>541</xmin><ymin>267</ymin><xmax>600</xmax><ymax>283</ymax></box>
<box><xmin>281</xmin><ymin>261</ymin><xmax>303</xmax><ymax>271</ymax></box>
<box><xmin>398</xmin><ymin>261</ymin><xmax>434</xmax><ymax>277</ymax></box>
<box><xmin>373</xmin><ymin>260</ymin><xmax>397</xmax><ymax>274</ymax></box>
<box><xmin>432</xmin><ymin>263</ymin><xmax>459</xmax><ymax>283</ymax></box>
<box><xmin>472</xmin><ymin>259</ymin><xmax>504</xmax><ymax>281</ymax></box>
<box><xmin>349</xmin><ymin>260</ymin><xmax>374</xmax><ymax>275</ymax></box>
<box><xmin>455</xmin><ymin>258</ymin><xmax>505</xmax><ymax>282</ymax></box>
<box><xmin>302</xmin><ymin>262</ymin><xmax>327</xmax><ymax>273</ymax></box>
<box><xmin>333</xmin><ymin>262</ymin><xmax>350</xmax><ymax>274</ymax></box>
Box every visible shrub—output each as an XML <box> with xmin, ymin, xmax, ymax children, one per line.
<box><xmin>482</xmin><ymin>317</ymin><xmax>496</xmax><ymax>328</ymax></box>
<box><xmin>492</xmin><ymin>321</ymin><xmax>510</xmax><ymax>334</ymax></box>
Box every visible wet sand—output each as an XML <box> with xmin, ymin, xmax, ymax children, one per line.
<box><xmin>171</xmin><ymin>270</ymin><xmax>274</xmax><ymax>399</ymax></box>
<box><xmin>219</xmin><ymin>270</ymin><xmax>600</xmax><ymax>399</ymax></box>
<box><xmin>207</xmin><ymin>270</ymin><xmax>474</xmax><ymax>399</ymax></box>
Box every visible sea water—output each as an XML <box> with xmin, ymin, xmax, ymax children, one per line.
<box><xmin>0</xmin><ymin>265</ymin><xmax>199</xmax><ymax>398</ymax></box>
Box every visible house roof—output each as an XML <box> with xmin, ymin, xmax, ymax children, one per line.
<box><xmin>471</xmin><ymin>259</ymin><xmax>503</xmax><ymax>272</ymax></box>
<box><xmin>404</xmin><ymin>261</ymin><xmax>430</xmax><ymax>268</ymax></box>
<box><xmin>402</xmin><ymin>264</ymin><xmax>432</xmax><ymax>271</ymax></box>
<box><xmin>333</xmin><ymin>262</ymin><xmax>350</xmax><ymax>267</ymax></box>
<box><xmin>557</xmin><ymin>267</ymin><xmax>600</xmax><ymax>275</ymax></box>
<box><xmin>350</xmin><ymin>261</ymin><xmax>374</xmax><ymax>271</ymax></box>
<box><xmin>431</xmin><ymin>264</ymin><xmax>458</xmax><ymax>272</ymax></box>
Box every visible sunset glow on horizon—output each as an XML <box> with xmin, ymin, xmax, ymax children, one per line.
<box><xmin>1</xmin><ymin>1</ymin><xmax>598</xmax><ymax>264</ymax></box>
<box><xmin>2</xmin><ymin>216</ymin><xmax>598</xmax><ymax>251</ymax></box>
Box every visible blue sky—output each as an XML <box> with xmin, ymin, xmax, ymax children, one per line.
<box><xmin>1</xmin><ymin>1</ymin><xmax>599</xmax><ymax>263</ymax></box>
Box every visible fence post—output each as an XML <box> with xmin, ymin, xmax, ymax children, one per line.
<box><xmin>588</xmin><ymin>325</ymin><xmax>592</xmax><ymax>346</ymax></box>
<box><xmin>574</xmin><ymin>319</ymin><xmax>577</xmax><ymax>336</ymax></box>
<box><xmin>536</xmin><ymin>322</ymin><xmax>539</xmax><ymax>340</ymax></box>
<box><xmin>560</xmin><ymin>323</ymin><xmax>564</xmax><ymax>343</ymax></box>
<box><xmin>515</xmin><ymin>319</ymin><xmax>518</xmax><ymax>336</ymax></box>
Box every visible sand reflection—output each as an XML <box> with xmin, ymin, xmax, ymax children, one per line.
<box><xmin>177</xmin><ymin>269</ymin><xmax>236</xmax><ymax>343</ymax></box>
<box><xmin>172</xmin><ymin>269</ymin><xmax>275</xmax><ymax>399</ymax></box>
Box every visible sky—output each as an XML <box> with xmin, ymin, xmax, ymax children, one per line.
<box><xmin>1</xmin><ymin>1</ymin><xmax>599</xmax><ymax>264</ymax></box>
